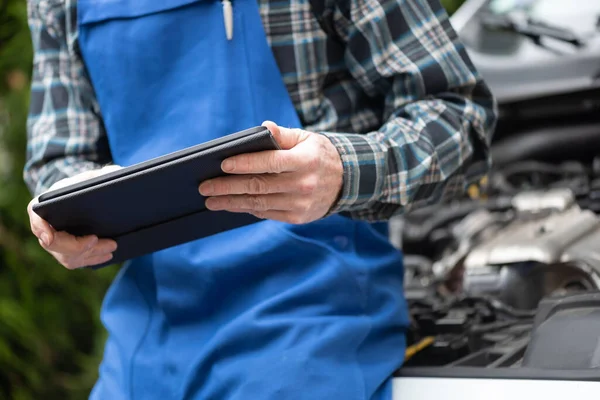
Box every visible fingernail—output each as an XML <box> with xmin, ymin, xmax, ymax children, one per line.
<box><xmin>199</xmin><ymin>181</ymin><xmax>214</xmax><ymax>195</ymax></box>
<box><xmin>40</xmin><ymin>232</ymin><xmax>49</xmax><ymax>246</ymax></box>
<box><xmin>222</xmin><ymin>159</ymin><xmax>235</xmax><ymax>172</ymax></box>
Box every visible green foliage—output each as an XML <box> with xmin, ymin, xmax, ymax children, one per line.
<box><xmin>441</xmin><ymin>0</ymin><xmax>466</xmax><ymax>15</ymax></box>
<box><xmin>0</xmin><ymin>0</ymin><xmax>466</xmax><ymax>398</ymax></box>
<box><xmin>0</xmin><ymin>1</ymin><xmax>116</xmax><ymax>399</ymax></box>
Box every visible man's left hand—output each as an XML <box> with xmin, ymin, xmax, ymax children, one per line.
<box><xmin>199</xmin><ymin>121</ymin><xmax>343</xmax><ymax>224</ymax></box>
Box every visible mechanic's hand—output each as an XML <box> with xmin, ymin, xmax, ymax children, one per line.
<box><xmin>199</xmin><ymin>121</ymin><xmax>343</xmax><ymax>224</ymax></box>
<box><xmin>28</xmin><ymin>165</ymin><xmax>122</xmax><ymax>269</ymax></box>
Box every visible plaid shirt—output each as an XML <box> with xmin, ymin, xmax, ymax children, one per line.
<box><xmin>26</xmin><ymin>0</ymin><xmax>496</xmax><ymax>221</ymax></box>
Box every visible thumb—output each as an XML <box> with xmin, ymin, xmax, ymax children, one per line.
<box><xmin>262</xmin><ymin>121</ymin><xmax>307</xmax><ymax>150</ymax></box>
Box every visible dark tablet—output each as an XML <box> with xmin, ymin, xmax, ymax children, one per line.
<box><xmin>33</xmin><ymin>126</ymin><xmax>279</xmax><ymax>268</ymax></box>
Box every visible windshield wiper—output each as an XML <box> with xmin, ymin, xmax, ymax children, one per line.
<box><xmin>482</xmin><ymin>13</ymin><xmax>585</xmax><ymax>48</ymax></box>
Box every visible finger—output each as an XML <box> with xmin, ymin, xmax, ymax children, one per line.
<box><xmin>52</xmin><ymin>252</ymin><xmax>113</xmax><ymax>270</ymax></box>
<box><xmin>222</xmin><ymin>150</ymin><xmax>303</xmax><ymax>175</ymax></box>
<box><xmin>262</xmin><ymin>121</ymin><xmax>308</xmax><ymax>150</ymax></box>
<box><xmin>84</xmin><ymin>239</ymin><xmax>118</xmax><ymax>257</ymax></box>
<box><xmin>49</xmin><ymin>241</ymin><xmax>115</xmax><ymax>269</ymax></box>
<box><xmin>49</xmin><ymin>251</ymin><xmax>83</xmax><ymax>270</ymax></box>
<box><xmin>28</xmin><ymin>202</ymin><xmax>55</xmax><ymax>246</ymax></box>
<box><xmin>43</xmin><ymin>237</ymin><xmax>115</xmax><ymax>266</ymax></box>
<box><xmin>223</xmin><ymin>209</ymin><xmax>307</xmax><ymax>224</ymax></box>
<box><xmin>251</xmin><ymin>210</ymin><xmax>306</xmax><ymax>225</ymax></box>
<box><xmin>199</xmin><ymin>173</ymin><xmax>296</xmax><ymax>196</ymax></box>
<box><xmin>223</xmin><ymin>208</ymin><xmax>262</xmax><ymax>215</ymax></box>
<box><xmin>83</xmin><ymin>253</ymin><xmax>114</xmax><ymax>268</ymax></box>
<box><xmin>43</xmin><ymin>231</ymin><xmax>98</xmax><ymax>255</ymax></box>
<box><xmin>205</xmin><ymin>194</ymin><xmax>293</xmax><ymax>212</ymax></box>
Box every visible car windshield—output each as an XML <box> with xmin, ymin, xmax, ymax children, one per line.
<box><xmin>489</xmin><ymin>0</ymin><xmax>600</xmax><ymax>31</ymax></box>
<box><xmin>489</xmin><ymin>0</ymin><xmax>536</xmax><ymax>14</ymax></box>
<box><xmin>457</xmin><ymin>0</ymin><xmax>600</xmax><ymax>55</ymax></box>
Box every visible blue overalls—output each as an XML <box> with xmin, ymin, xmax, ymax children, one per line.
<box><xmin>77</xmin><ymin>0</ymin><xmax>408</xmax><ymax>398</ymax></box>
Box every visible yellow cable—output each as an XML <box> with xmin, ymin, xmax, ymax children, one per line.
<box><xmin>404</xmin><ymin>336</ymin><xmax>435</xmax><ymax>361</ymax></box>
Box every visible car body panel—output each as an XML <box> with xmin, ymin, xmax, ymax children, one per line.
<box><xmin>451</xmin><ymin>0</ymin><xmax>600</xmax><ymax>103</ymax></box>
<box><xmin>392</xmin><ymin>377</ymin><xmax>600</xmax><ymax>399</ymax></box>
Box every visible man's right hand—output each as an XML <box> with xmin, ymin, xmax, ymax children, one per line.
<box><xmin>27</xmin><ymin>166</ymin><xmax>122</xmax><ymax>270</ymax></box>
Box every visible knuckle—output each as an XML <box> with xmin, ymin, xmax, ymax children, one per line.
<box><xmin>74</xmin><ymin>241</ymin><xmax>89</xmax><ymax>254</ymax></box>
<box><xmin>249</xmin><ymin>195</ymin><xmax>267</xmax><ymax>211</ymax></box>
<box><xmin>29</xmin><ymin>216</ymin><xmax>44</xmax><ymax>236</ymax></box>
<box><xmin>292</xmin><ymin>128</ymin><xmax>310</xmax><ymax>142</ymax></box>
<box><xmin>213</xmin><ymin>179</ymin><xmax>230</xmax><ymax>194</ymax></box>
<box><xmin>298</xmin><ymin>176</ymin><xmax>318</xmax><ymax>194</ymax></box>
<box><xmin>269</xmin><ymin>153</ymin><xmax>283</xmax><ymax>173</ymax></box>
<box><xmin>248</xmin><ymin>176</ymin><xmax>268</xmax><ymax>194</ymax></box>
<box><xmin>37</xmin><ymin>237</ymin><xmax>47</xmax><ymax>250</ymax></box>
<box><xmin>242</xmin><ymin>155</ymin><xmax>255</xmax><ymax>172</ymax></box>
<box><xmin>304</xmin><ymin>152</ymin><xmax>320</xmax><ymax>170</ymax></box>
<box><xmin>234</xmin><ymin>155</ymin><xmax>248</xmax><ymax>172</ymax></box>
<box><xmin>30</xmin><ymin>222</ymin><xmax>41</xmax><ymax>238</ymax></box>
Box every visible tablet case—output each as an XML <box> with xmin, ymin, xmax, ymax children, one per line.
<box><xmin>33</xmin><ymin>127</ymin><xmax>279</xmax><ymax>268</ymax></box>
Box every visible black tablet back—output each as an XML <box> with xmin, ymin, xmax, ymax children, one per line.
<box><xmin>33</xmin><ymin>127</ymin><xmax>278</xmax><ymax>268</ymax></box>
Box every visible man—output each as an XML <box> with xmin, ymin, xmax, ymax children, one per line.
<box><xmin>26</xmin><ymin>0</ymin><xmax>496</xmax><ymax>398</ymax></box>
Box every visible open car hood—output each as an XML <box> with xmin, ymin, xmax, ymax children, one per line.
<box><xmin>388</xmin><ymin>4</ymin><xmax>600</xmax><ymax>388</ymax></box>
<box><xmin>451</xmin><ymin>0</ymin><xmax>600</xmax><ymax>103</ymax></box>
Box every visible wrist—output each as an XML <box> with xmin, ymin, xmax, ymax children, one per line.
<box><xmin>319</xmin><ymin>133</ymin><xmax>349</xmax><ymax>215</ymax></box>
<box><xmin>322</xmin><ymin>135</ymin><xmax>344</xmax><ymax>214</ymax></box>
<box><xmin>319</xmin><ymin>132</ymin><xmax>383</xmax><ymax>216</ymax></box>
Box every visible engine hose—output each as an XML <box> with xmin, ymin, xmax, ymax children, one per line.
<box><xmin>499</xmin><ymin>160</ymin><xmax>587</xmax><ymax>177</ymax></box>
<box><xmin>402</xmin><ymin>196</ymin><xmax>513</xmax><ymax>243</ymax></box>
<box><xmin>470</xmin><ymin>296</ymin><xmax>537</xmax><ymax>319</ymax></box>
<box><xmin>491</xmin><ymin>123</ymin><xmax>600</xmax><ymax>167</ymax></box>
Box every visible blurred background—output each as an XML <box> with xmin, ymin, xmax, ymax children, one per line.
<box><xmin>0</xmin><ymin>0</ymin><xmax>179</xmax><ymax>398</ymax></box>
<box><xmin>5</xmin><ymin>0</ymin><xmax>597</xmax><ymax>398</ymax></box>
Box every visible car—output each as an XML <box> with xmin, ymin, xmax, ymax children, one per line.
<box><xmin>391</xmin><ymin>0</ymin><xmax>600</xmax><ymax>397</ymax></box>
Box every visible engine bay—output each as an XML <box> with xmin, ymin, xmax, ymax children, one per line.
<box><xmin>398</xmin><ymin>156</ymin><xmax>600</xmax><ymax>371</ymax></box>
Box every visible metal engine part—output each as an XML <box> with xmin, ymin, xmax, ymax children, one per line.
<box><xmin>431</xmin><ymin>208</ymin><xmax>509</xmax><ymax>287</ymax></box>
<box><xmin>463</xmin><ymin>189</ymin><xmax>600</xmax><ymax>309</ymax></box>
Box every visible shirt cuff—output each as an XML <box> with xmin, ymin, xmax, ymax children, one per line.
<box><xmin>32</xmin><ymin>159</ymin><xmax>104</xmax><ymax>197</ymax></box>
<box><xmin>320</xmin><ymin>132</ymin><xmax>385</xmax><ymax>215</ymax></box>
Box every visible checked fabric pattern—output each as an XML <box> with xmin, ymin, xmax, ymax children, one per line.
<box><xmin>25</xmin><ymin>0</ymin><xmax>496</xmax><ymax>220</ymax></box>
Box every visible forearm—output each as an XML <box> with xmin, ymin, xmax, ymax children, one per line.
<box><xmin>24</xmin><ymin>156</ymin><xmax>105</xmax><ymax>197</ymax></box>
<box><xmin>324</xmin><ymin>82</ymin><xmax>496</xmax><ymax>221</ymax></box>
<box><xmin>323</xmin><ymin>0</ymin><xmax>497</xmax><ymax>221</ymax></box>
<box><xmin>25</xmin><ymin>0</ymin><xmax>111</xmax><ymax>197</ymax></box>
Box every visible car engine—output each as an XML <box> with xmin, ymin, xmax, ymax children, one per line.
<box><xmin>398</xmin><ymin>159</ymin><xmax>600</xmax><ymax>370</ymax></box>
<box><xmin>385</xmin><ymin>0</ymin><xmax>600</xmax><ymax>384</ymax></box>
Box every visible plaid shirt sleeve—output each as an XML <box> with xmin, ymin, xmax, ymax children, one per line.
<box><xmin>322</xmin><ymin>0</ymin><xmax>497</xmax><ymax>221</ymax></box>
<box><xmin>24</xmin><ymin>0</ymin><xmax>111</xmax><ymax>196</ymax></box>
